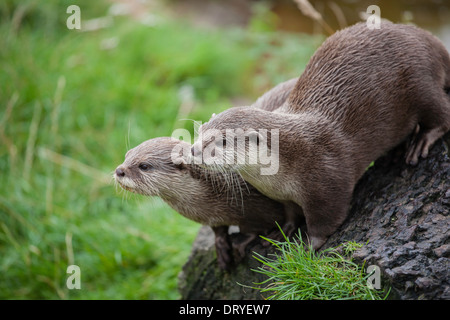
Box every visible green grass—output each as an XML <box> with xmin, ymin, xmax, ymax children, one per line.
<box><xmin>251</xmin><ymin>230</ymin><xmax>387</xmax><ymax>300</ymax></box>
<box><xmin>0</xmin><ymin>0</ymin><xmax>320</xmax><ymax>299</ymax></box>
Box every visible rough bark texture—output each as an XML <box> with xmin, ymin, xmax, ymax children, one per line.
<box><xmin>178</xmin><ymin>134</ymin><xmax>450</xmax><ymax>300</ymax></box>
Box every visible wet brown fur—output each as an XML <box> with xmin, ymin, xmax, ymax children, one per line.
<box><xmin>194</xmin><ymin>22</ymin><xmax>450</xmax><ymax>249</ymax></box>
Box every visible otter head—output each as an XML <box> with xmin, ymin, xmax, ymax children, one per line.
<box><xmin>191</xmin><ymin>107</ymin><xmax>280</xmax><ymax>176</ymax></box>
<box><xmin>114</xmin><ymin>137</ymin><xmax>190</xmax><ymax>196</ymax></box>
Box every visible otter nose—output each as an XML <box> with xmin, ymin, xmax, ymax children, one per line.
<box><xmin>115</xmin><ymin>167</ymin><xmax>125</xmax><ymax>177</ymax></box>
<box><xmin>191</xmin><ymin>146</ymin><xmax>196</xmax><ymax>156</ymax></box>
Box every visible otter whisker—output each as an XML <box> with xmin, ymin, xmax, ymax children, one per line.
<box><xmin>232</xmin><ymin>171</ymin><xmax>245</xmax><ymax>212</ymax></box>
<box><xmin>193</xmin><ymin>120</ymin><xmax>202</xmax><ymax>136</ymax></box>
<box><xmin>236</xmin><ymin>170</ymin><xmax>251</xmax><ymax>195</ymax></box>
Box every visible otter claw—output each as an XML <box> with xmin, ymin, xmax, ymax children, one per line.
<box><xmin>406</xmin><ymin>126</ymin><xmax>443</xmax><ymax>166</ymax></box>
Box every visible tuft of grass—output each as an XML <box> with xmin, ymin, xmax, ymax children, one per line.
<box><xmin>251</xmin><ymin>229</ymin><xmax>387</xmax><ymax>300</ymax></box>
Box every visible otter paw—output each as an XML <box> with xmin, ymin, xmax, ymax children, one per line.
<box><xmin>261</xmin><ymin>229</ymin><xmax>285</xmax><ymax>247</ymax></box>
<box><xmin>215</xmin><ymin>237</ymin><xmax>233</xmax><ymax>270</ymax></box>
<box><xmin>405</xmin><ymin>126</ymin><xmax>443</xmax><ymax>166</ymax></box>
<box><xmin>309</xmin><ymin>236</ymin><xmax>327</xmax><ymax>250</ymax></box>
<box><xmin>282</xmin><ymin>221</ymin><xmax>299</xmax><ymax>238</ymax></box>
<box><xmin>232</xmin><ymin>234</ymin><xmax>257</xmax><ymax>260</ymax></box>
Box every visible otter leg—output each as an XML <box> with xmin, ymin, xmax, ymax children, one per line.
<box><xmin>280</xmin><ymin>201</ymin><xmax>303</xmax><ymax>237</ymax></box>
<box><xmin>212</xmin><ymin>226</ymin><xmax>233</xmax><ymax>270</ymax></box>
<box><xmin>261</xmin><ymin>202</ymin><xmax>303</xmax><ymax>247</ymax></box>
<box><xmin>405</xmin><ymin>89</ymin><xmax>450</xmax><ymax>165</ymax></box>
<box><xmin>405</xmin><ymin>125</ymin><xmax>447</xmax><ymax>166</ymax></box>
<box><xmin>302</xmin><ymin>190</ymin><xmax>352</xmax><ymax>250</ymax></box>
<box><xmin>232</xmin><ymin>233</ymin><xmax>257</xmax><ymax>260</ymax></box>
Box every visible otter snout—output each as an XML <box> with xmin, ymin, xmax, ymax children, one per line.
<box><xmin>114</xmin><ymin>165</ymin><xmax>137</xmax><ymax>193</ymax></box>
<box><xmin>115</xmin><ymin>167</ymin><xmax>125</xmax><ymax>177</ymax></box>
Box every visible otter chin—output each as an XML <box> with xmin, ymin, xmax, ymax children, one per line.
<box><xmin>116</xmin><ymin>182</ymin><xmax>134</xmax><ymax>193</ymax></box>
<box><xmin>114</xmin><ymin>170</ymin><xmax>139</xmax><ymax>193</ymax></box>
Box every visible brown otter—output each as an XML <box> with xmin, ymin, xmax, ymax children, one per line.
<box><xmin>252</xmin><ymin>77</ymin><xmax>298</xmax><ymax>111</ymax></box>
<box><xmin>191</xmin><ymin>22</ymin><xmax>450</xmax><ymax>250</ymax></box>
<box><xmin>114</xmin><ymin>137</ymin><xmax>286</xmax><ymax>270</ymax></box>
<box><xmin>114</xmin><ymin>78</ymin><xmax>298</xmax><ymax>270</ymax></box>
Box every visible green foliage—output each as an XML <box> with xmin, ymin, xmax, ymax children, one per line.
<box><xmin>251</xmin><ymin>230</ymin><xmax>387</xmax><ymax>300</ymax></box>
<box><xmin>0</xmin><ymin>0</ymin><xmax>320</xmax><ymax>299</ymax></box>
<box><xmin>248</xmin><ymin>1</ymin><xmax>279</xmax><ymax>33</ymax></box>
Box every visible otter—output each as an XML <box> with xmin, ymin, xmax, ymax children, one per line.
<box><xmin>114</xmin><ymin>137</ymin><xmax>286</xmax><ymax>270</ymax></box>
<box><xmin>114</xmin><ymin>78</ymin><xmax>298</xmax><ymax>270</ymax></box>
<box><xmin>252</xmin><ymin>77</ymin><xmax>298</xmax><ymax>111</ymax></box>
<box><xmin>191</xmin><ymin>22</ymin><xmax>450</xmax><ymax>250</ymax></box>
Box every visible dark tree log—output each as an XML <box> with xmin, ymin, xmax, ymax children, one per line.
<box><xmin>178</xmin><ymin>134</ymin><xmax>450</xmax><ymax>300</ymax></box>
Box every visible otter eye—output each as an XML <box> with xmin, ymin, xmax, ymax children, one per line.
<box><xmin>138</xmin><ymin>163</ymin><xmax>152</xmax><ymax>171</ymax></box>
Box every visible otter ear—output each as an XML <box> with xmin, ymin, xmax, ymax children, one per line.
<box><xmin>175</xmin><ymin>161</ymin><xmax>188</xmax><ymax>171</ymax></box>
<box><xmin>170</xmin><ymin>143</ymin><xmax>191</xmax><ymax>171</ymax></box>
<box><xmin>172</xmin><ymin>156</ymin><xmax>189</xmax><ymax>171</ymax></box>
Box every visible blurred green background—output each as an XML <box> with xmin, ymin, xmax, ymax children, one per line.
<box><xmin>0</xmin><ymin>0</ymin><xmax>319</xmax><ymax>299</ymax></box>
<box><xmin>2</xmin><ymin>0</ymin><xmax>448</xmax><ymax>300</ymax></box>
